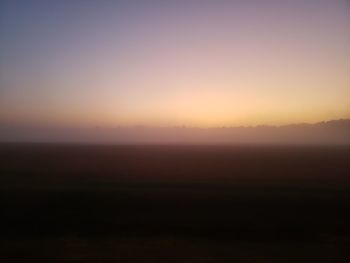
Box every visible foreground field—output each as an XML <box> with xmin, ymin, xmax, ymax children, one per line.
<box><xmin>1</xmin><ymin>144</ymin><xmax>349</xmax><ymax>262</ymax></box>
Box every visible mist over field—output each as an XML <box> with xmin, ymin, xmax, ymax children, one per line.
<box><xmin>1</xmin><ymin>119</ymin><xmax>349</xmax><ymax>144</ymax></box>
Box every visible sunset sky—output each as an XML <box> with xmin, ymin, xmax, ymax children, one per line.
<box><xmin>1</xmin><ymin>0</ymin><xmax>349</xmax><ymax>128</ymax></box>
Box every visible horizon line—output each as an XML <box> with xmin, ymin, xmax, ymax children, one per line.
<box><xmin>0</xmin><ymin>118</ymin><xmax>349</xmax><ymax>130</ymax></box>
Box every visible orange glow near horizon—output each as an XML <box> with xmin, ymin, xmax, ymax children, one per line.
<box><xmin>0</xmin><ymin>1</ymin><xmax>349</xmax><ymax>128</ymax></box>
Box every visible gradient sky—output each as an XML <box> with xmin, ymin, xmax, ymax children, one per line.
<box><xmin>1</xmin><ymin>0</ymin><xmax>349</xmax><ymax>127</ymax></box>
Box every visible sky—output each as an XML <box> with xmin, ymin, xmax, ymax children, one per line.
<box><xmin>0</xmin><ymin>0</ymin><xmax>349</xmax><ymax>128</ymax></box>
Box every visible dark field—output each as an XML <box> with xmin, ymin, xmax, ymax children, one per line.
<box><xmin>1</xmin><ymin>144</ymin><xmax>350</xmax><ymax>262</ymax></box>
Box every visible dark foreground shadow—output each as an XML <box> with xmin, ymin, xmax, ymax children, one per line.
<box><xmin>1</xmin><ymin>144</ymin><xmax>350</xmax><ymax>262</ymax></box>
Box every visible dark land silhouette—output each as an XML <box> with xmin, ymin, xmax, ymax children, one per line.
<box><xmin>1</xmin><ymin>142</ymin><xmax>350</xmax><ymax>262</ymax></box>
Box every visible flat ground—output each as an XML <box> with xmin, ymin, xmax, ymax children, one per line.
<box><xmin>0</xmin><ymin>144</ymin><xmax>349</xmax><ymax>262</ymax></box>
